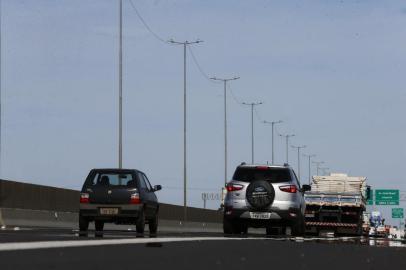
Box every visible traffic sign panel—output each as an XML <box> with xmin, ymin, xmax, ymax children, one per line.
<box><xmin>392</xmin><ymin>208</ymin><xmax>404</xmax><ymax>219</ymax></box>
<box><xmin>375</xmin><ymin>189</ymin><xmax>399</xmax><ymax>204</ymax></box>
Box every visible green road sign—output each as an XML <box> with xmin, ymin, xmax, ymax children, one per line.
<box><xmin>392</xmin><ymin>208</ymin><xmax>404</xmax><ymax>219</ymax></box>
<box><xmin>375</xmin><ymin>189</ymin><xmax>399</xmax><ymax>205</ymax></box>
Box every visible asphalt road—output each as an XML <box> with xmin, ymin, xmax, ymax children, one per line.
<box><xmin>0</xmin><ymin>227</ymin><xmax>405</xmax><ymax>270</ymax></box>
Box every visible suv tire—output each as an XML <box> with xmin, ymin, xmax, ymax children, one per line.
<box><xmin>291</xmin><ymin>216</ymin><xmax>305</xmax><ymax>236</ymax></box>
<box><xmin>246</xmin><ymin>180</ymin><xmax>275</xmax><ymax>210</ymax></box>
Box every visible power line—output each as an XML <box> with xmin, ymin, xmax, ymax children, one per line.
<box><xmin>188</xmin><ymin>46</ymin><xmax>219</xmax><ymax>83</ymax></box>
<box><xmin>128</xmin><ymin>0</ymin><xmax>168</xmax><ymax>44</ymax></box>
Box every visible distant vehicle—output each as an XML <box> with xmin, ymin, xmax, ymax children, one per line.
<box><xmin>362</xmin><ymin>212</ymin><xmax>371</xmax><ymax>236</ymax></box>
<box><xmin>79</xmin><ymin>168</ymin><xmax>161</xmax><ymax>235</ymax></box>
<box><xmin>369</xmin><ymin>211</ymin><xmax>388</xmax><ymax>238</ymax></box>
<box><xmin>223</xmin><ymin>163</ymin><xmax>311</xmax><ymax>236</ymax></box>
<box><xmin>304</xmin><ymin>173</ymin><xmax>369</xmax><ymax>236</ymax></box>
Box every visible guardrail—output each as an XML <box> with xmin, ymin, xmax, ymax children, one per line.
<box><xmin>0</xmin><ymin>179</ymin><xmax>222</xmax><ymax>230</ymax></box>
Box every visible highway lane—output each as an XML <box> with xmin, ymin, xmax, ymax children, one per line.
<box><xmin>0</xmin><ymin>227</ymin><xmax>406</xmax><ymax>270</ymax></box>
<box><xmin>0</xmin><ymin>233</ymin><xmax>405</xmax><ymax>270</ymax></box>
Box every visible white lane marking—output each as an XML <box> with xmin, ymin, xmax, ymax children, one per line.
<box><xmin>0</xmin><ymin>237</ymin><xmax>252</xmax><ymax>252</ymax></box>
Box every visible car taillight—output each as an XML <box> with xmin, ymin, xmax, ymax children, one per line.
<box><xmin>80</xmin><ymin>193</ymin><xmax>89</xmax><ymax>203</ymax></box>
<box><xmin>279</xmin><ymin>185</ymin><xmax>298</xmax><ymax>193</ymax></box>
<box><xmin>130</xmin><ymin>193</ymin><xmax>141</xmax><ymax>204</ymax></box>
<box><xmin>226</xmin><ymin>183</ymin><xmax>243</xmax><ymax>192</ymax></box>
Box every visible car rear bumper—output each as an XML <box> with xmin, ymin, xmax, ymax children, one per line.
<box><xmin>79</xmin><ymin>203</ymin><xmax>142</xmax><ymax>222</ymax></box>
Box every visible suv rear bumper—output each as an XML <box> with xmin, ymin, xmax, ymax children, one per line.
<box><xmin>224</xmin><ymin>207</ymin><xmax>302</xmax><ymax>227</ymax></box>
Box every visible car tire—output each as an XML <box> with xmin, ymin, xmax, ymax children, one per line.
<box><xmin>149</xmin><ymin>213</ymin><xmax>158</xmax><ymax>234</ymax></box>
<box><xmin>95</xmin><ymin>221</ymin><xmax>104</xmax><ymax>232</ymax></box>
<box><xmin>136</xmin><ymin>209</ymin><xmax>145</xmax><ymax>234</ymax></box>
<box><xmin>79</xmin><ymin>215</ymin><xmax>89</xmax><ymax>231</ymax></box>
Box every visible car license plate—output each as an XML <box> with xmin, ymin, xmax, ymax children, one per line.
<box><xmin>250</xmin><ymin>212</ymin><xmax>271</xmax><ymax>219</ymax></box>
<box><xmin>305</xmin><ymin>213</ymin><xmax>315</xmax><ymax>218</ymax></box>
<box><xmin>100</xmin><ymin>208</ymin><xmax>119</xmax><ymax>215</ymax></box>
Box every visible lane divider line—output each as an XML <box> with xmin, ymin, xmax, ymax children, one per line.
<box><xmin>0</xmin><ymin>237</ymin><xmax>257</xmax><ymax>252</ymax></box>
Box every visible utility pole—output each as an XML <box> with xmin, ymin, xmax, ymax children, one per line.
<box><xmin>168</xmin><ymin>38</ymin><xmax>203</xmax><ymax>223</ymax></box>
<box><xmin>118</xmin><ymin>0</ymin><xmax>123</xmax><ymax>169</ymax></box>
<box><xmin>0</xmin><ymin>0</ymin><xmax>2</xmax><ymax>177</ymax></box>
<box><xmin>242</xmin><ymin>102</ymin><xmax>262</xmax><ymax>163</ymax></box>
<box><xmin>279</xmin><ymin>134</ymin><xmax>295</xmax><ymax>164</ymax></box>
<box><xmin>210</xmin><ymin>76</ymin><xmax>240</xmax><ymax>186</ymax></box>
<box><xmin>291</xmin><ymin>145</ymin><xmax>306</xmax><ymax>181</ymax></box>
<box><xmin>320</xmin><ymin>167</ymin><xmax>330</xmax><ymax>176</ymax></box>
<box><xmin>312</xmin><ymin>161</ymin><xmax>325</xmax><ymax>176</ymax></box>
<box><xmin>303</xmin><ymin>154</ymin><xmax>316</xmax><ymax>185</ymax></box>
<box><xmin>263</xmin><ymin>120</ymin><xmax>282</xmax><ymax>164</ymax></box>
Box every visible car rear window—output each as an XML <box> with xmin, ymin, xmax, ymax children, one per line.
<box><xmin>88</xmin><ymin>172</ymin><xmax>136</xmax><ymax>187</ymax></box>
<box><xmin>232</xmin><ymin>167</ymin><xmax>292</xmax><ymax>183</ymax></box>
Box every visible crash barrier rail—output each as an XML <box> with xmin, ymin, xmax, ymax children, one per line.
<box><xmin>0</xmin><ymin>179</ymin><xmax>222</xmax><ymax>226</ymax></box>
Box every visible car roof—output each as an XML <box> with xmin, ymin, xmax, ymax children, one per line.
<box><xmin>237</xmin><ymin>164</ymin><xmax>290</xmax><ymax>169</ymax></box>
<box><xmin>90</xmin><ymin>168</ymin><xmax>142</xmax><ymax>173</ymax></box>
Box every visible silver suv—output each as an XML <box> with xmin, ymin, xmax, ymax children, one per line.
<box><xmin>223</xmin><ymin>163</ymin><xmax>311</xmax><ymax>236</ymax></box>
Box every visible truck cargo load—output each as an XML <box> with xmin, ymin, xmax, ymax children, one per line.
<box><xmin>304</xmin><ymin>173</ymin><xmax>369</xmax><ymax>236</ymax></box>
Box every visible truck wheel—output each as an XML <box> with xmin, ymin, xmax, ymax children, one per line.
<box><xmin>136</xmin><ymin>210</ymin><xmax>145</xmax><ymax>234</ymax></box>
<box><xmin>149</xmin><ymin>213</ymin><xmax>158</xmax><ymax>235</ymax></box>
<box><xmin>79</xmin><ymin>215</ymin><xmax>89</xmax><ymax>232</ymax></box>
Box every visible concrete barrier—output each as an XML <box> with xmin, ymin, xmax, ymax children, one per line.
<box><xmin>0</xmin><ymin>179</ymin><xmax>222</xmax><ymax>231</ymax></box>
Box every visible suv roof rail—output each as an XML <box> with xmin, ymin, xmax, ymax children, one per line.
<box><xmin>240</xmin><ymin>162</ymin><xmax>246</xmax><ymax>166</ymax></box>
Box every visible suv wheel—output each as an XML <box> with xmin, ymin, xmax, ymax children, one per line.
<box><xmin>136</xmin><ymin>209</ymin><xmax>145</xmax><ymax>234</ymax></box>
<box><xmin>291</xmin><ymin>216</ymin><xmax>305</xmax><ymax>236</ymax></box>
<box><xmin>79</xmin><ymin>215</ymin><xmax>89</xmax><ymax>231</ymax></box>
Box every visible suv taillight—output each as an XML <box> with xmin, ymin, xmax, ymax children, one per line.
<box><xmin>80</xmin><ymin>193</ymin><xmax>89</xmax><ymax>203</ymax></box>
<box><xmin>130</xmin><ymin>193</ymin><xmax>141</xmax><ymax>204</ymax></box>
<box><xmin>279</xmin><ymin>185</ymin><xmax>298</xmax><ymax>193</ymax></box>
<box><xmin>226</xmin><ymin>183</ymin><xmax>243</xmax><ymax>192</ymax></box>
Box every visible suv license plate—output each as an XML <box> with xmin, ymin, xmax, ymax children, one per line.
<box><xmin>100</xmin><ymin>208</ymin><xmax>119</xmax><ymax>215</ymax></box>
<box><xmin>250</xmin><ymin>212</ymin><xmax>271</xmax><ymax>219</ymax></box>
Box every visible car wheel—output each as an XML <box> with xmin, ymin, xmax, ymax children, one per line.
<box><xmin>149</xmin><ymin>213</ymin><xmax>158</xmax><ymax>235</ymax></box>
<box><xmin>79</xmin><ymin>215</ymin><xmax>89</xmax><ymax>231</ymax></box>
<box><xmin>95</xmin><ymin>221</ymin><xmax>104</xmax><ymax>232</ymax></box>
<box><xmin>136</xmin><ymin>209</ymin><xmax>145</xmax><ymax>234</ymax></box>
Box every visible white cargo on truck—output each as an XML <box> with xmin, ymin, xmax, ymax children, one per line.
<box><xmin>304</xmin><ymin>173</ymin><xmax>368</xmax><ymax>236</ymax></box>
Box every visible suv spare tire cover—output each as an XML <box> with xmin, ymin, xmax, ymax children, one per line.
<box><xmin>246</xmin><ymin>180</ymin><xmax>275</xmax><ymax>209</ymax></box>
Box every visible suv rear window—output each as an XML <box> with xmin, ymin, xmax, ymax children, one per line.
<box><xmin>88</xmin><ymin>172</ymin><xmax>136</xmax><ymax>187</ymax></box>
<box><xmin>232</xmin><ymin>167</ymin><xmax>292</xmax><ymax>183</ymax></box>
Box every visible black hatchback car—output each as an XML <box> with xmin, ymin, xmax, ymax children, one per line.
<box><xmin>79</xmin><ymin>168</ymin><xmax>161</xmax><ymax>234</ymax></box>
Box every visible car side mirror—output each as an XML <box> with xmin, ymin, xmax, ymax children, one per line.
<box><xmin>302</xmin><ymin>185</ymin><xmax>311</xmax><ymax>192</ymax></box>
<box><xmin>153</xmin><ymin>185</ymin><xmax>162</xmax><ymax>192</ymax></box>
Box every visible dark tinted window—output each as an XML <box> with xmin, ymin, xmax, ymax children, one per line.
<box><xmin>89</xmin><ymin>172</ymin><xmax>136</xmax><ymax>187</ymax></box>
<box><xmin>232</xmin><ymin>167</ymin><xmax>292</xmax><ymax>183</ymax></box>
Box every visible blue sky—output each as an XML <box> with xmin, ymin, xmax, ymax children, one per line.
<box><xmin>1</xmin><ymin>0</ymin><xmax>406</xmax><ymax>222</ymax></box>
